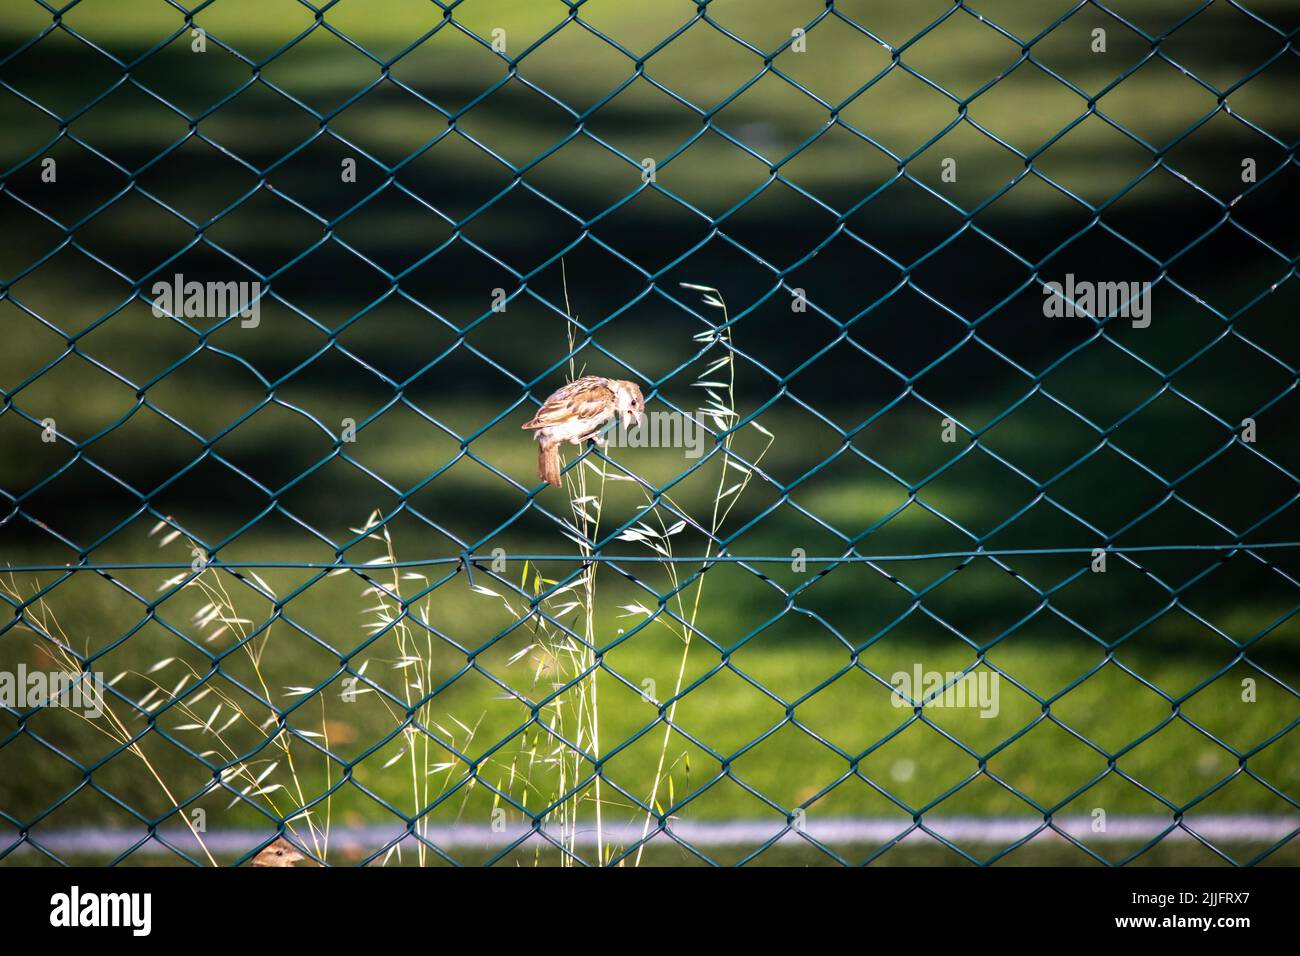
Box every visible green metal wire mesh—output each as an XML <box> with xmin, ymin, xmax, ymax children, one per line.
<box><xmin>1</xmin><ymin>0</ymin><xmax>1298</xmax><ymax>866</ymax></box>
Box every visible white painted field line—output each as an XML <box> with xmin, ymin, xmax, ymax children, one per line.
<box><xmin>7</xmin><ymin>815</ymin><xmax>1297</xmax><ymax>855</ymax></box>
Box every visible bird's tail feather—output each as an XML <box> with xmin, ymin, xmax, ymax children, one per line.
<box><xmin>538</xmin><ymin>443</ymin><xmax>562</xmax><ymax>487</ymax></box>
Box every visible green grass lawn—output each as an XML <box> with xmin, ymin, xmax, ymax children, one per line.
<box><xmin>2</xmin><ymin>340</ymin><xmax>1298</xmax><ymax>863</ymax></box>
<box><xmin>2</xmin><ymin>470</ymin><xmax>1297</xmax><ymax>865</ymax></box>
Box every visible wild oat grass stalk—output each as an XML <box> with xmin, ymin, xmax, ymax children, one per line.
<box><xmin>630</xmin><ymin>284</ymin><xmax>774</xmax><ymax>864</ymax></box>
<box><xmin>560</xmin><ymin>268</ymin><xmax>610</xmax><ymax>864</ymax></box>
<box><xmin>2</xmin><ymin>571</ymin><xmax>220</xmax><ymax>865</ymax></box>
<box><xmin>462</xmin><ymin>266</ymin><xmax>615</xmax><ymax>864</ymax></box>
<box><xmin>144</xmin><ymin>529</ymin><xmax>336</xmax><ymax>859</ymax></box>
<box><xmin>142</xmin><ymin>531</ymin><xmax>336</xmax><ymax>862</ymax></box>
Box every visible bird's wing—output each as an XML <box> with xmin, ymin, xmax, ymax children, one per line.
<box><xmin>522</xmin><ymin>377</ymin><xmax>614</xmax><ymax>429</ymax></box>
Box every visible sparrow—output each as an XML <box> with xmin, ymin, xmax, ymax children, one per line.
<box><xmin>250</xmin><ymin>836</ymin><xmax>309</xmax><ymax>867</ymax></box>
<box><xmin>522</xmin><ymin>376</ymin><xmax>644</xmax><ymax>487</ymax></box>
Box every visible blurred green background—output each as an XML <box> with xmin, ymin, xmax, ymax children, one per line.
<box><xmin>1</xmin><ymin>0</ymin><xmax>1298</xmax><ymax>865</ymax></box>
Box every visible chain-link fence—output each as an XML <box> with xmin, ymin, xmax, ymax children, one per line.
<box><xmin>1</xmin><ymin>0</ymin><xmax>1298</xmax><ymax>866</ymax></box>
